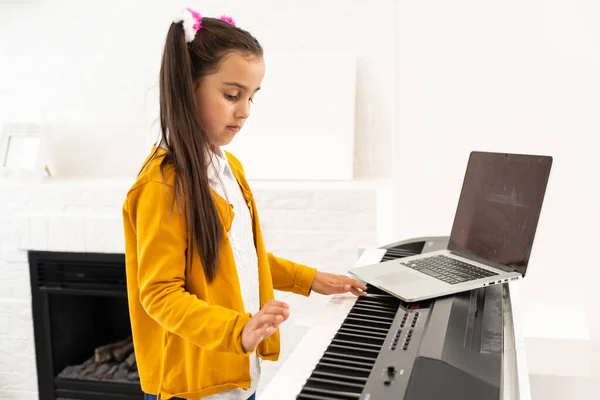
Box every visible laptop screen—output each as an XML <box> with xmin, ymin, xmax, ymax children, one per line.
<box><xmin>448</xmin><ymin>151</ymin><xmax>552</xmax><ymax>276</ymax></box>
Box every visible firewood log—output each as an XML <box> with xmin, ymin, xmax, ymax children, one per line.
<box><xmin>94</xmin><ymin>337</ymin><xmax>131</xmax><ymax>363</ymax></box>
<box><xmin>125</xmin><ymin>352</ymin><xmax>136</xmax><ymax>370</ymax></box>
<box><xmin>113</xmin><ymin>340</ymin><xmax>134</xmax><ymax>362</ymax></box>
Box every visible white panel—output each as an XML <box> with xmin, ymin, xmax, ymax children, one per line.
<box><xmin>224</xmin><ymin>51</ymin><xmax>357</xmax><ymax>180</ymax></box>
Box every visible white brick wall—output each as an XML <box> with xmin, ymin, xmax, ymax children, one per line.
<box><xmin>0</xmin><ymin>184</ymin><xmax>37</xmax><ymax>399</ymax></box>
<box><xmin>0</xmin><ymin>179</ymin><xmax>383</xmax><ymax>399</ymax></box>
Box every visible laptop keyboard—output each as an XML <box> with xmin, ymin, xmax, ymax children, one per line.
<box><xmin>401</xmin><ymin>255</ymin><xmax>498</xmax><ymax>285</ymax></box>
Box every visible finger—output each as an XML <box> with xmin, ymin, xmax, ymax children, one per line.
<box><xmin>337</xmin><ymin>276</ymin><xmax>367</xmax><ymax>291</ymax></box>
<box><xmin>249</xmin><ymin>309</ymin><xmax>289</xmax><ymax>332</ymax></box>
<box><xmin>265</xmin><ymin>300</ymin><xmax>290</xmax><ymax>309</ymax></box>
<box><xmin>257</xmin><ymin>313</ymin><xmax>281</xmax><ymax>326</ymax></box>
<box><xmin>260</xmin><ymin>305</ymin><xmax>291</xmax><ymax>316</ymax></box>
<box><xmin>256</xmin><ymin>313</ymin><xmax>287</xmax><ymax>327</ymax></box>
<box><xmin>331</xmin><ymin>284</ymin><xmax>352</xmax><ymax>294</ymax></box>
<box><xmin>260</xmin><ymin>307</ymin><xmax>291</xmax><ymax>322</ymax></box>
<box><xmin>350</xmin><ymin>286</ymin><xmax>368</xmax><ymax>297</ymax></box>
<box><xmin>338</xmin><ymin>283</ymin><xmax>367</xmax><ymax>296</ymax></box>
<box><xmin>348</xmin><ymin>280</ymin><xmax>367</xmax><ymax>294</ymax></box>
<box><xmin>252</xmin><ymin>323</ymin><xmax>275</xmax><ymax>339</ymax></box>
<box><xmin>351</xmin><ymin>279</ymin><xmax>368</xmax><ymax>291</ymax></box>
<box><xmin>257</xmin><ymin>310</ymin><xmax>289</xmax><ymax>325</ymax></box>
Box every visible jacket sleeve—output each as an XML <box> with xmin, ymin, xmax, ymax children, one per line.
<box><xmin>125</xmin><ymin>181</ymin><xmax>252</xmax><ymax>355</ymax></box>
<box><xmin>268</xmin><ymin>253</ymin><xmax>317</xmax><ymax>296</ymax></box>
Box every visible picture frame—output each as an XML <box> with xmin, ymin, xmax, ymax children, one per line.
<box><xmin>0</xmin><ymin>123</ymin><xmax>51</xmax><ymax>182</ymax></box>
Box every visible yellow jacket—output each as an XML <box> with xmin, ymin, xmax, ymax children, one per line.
<box><xmin>122</xmin><ymin>147</ymin><xmax>317</xmax><ymax>399</ymax></box>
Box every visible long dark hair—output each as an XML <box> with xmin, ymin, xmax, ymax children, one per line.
<box><xmin>147</xmin><ymin>17</ymin><xmax>263</xmax><ymax>282</ymax></box>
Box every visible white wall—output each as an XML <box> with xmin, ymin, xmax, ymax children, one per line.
<box><xmin>0</xmin><ymin>0</ymin><xmax>395</xmax><ymax>179</ymax></box>
<box><xmin>393</xmin><ymin>0</ymin><xmax>600</xmax><ymax>398</ymax></box>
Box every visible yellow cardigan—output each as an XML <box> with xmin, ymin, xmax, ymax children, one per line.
<box><xmin>122</xmin><ymin>147</ymin><xmax>317</xmax><ymax>399</ymax></box>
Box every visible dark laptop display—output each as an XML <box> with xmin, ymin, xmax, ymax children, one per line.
<box><xmin>448</xmin><ymin>152</ymin><xmax>553</xmax><ymax>276</ymax></box>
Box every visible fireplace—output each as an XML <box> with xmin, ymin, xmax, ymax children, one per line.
<box><xmin>28</xmin><ymin>250</ymin><xmax>143</xmax><ymax>400</ymax></box>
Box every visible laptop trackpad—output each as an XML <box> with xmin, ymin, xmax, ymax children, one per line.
<box><xmin>375</xmin><ymin>271</ymin><xmax>426</xmax><ymax>285</ymax></box>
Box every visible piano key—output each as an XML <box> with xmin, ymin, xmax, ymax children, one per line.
<box><xmin>305</xmin><ymin>376</ymin><xmax>365</xmax><ymax>389</ymax></box>
<box><xmin>351</xmin><ymin>304</ymin><xmax>397</xmax><ymax>315</ymax></box>
<box><xmin>332</xmin><ymin>337</ymin><xmax>382</xmax><ymax>348</ymax></box>
<box><xmin>346</xmin><ymin>311</ymin><xmax>395</xmax><ymax>322</ymax></box>
<box><xmin>320</xmin><ymin>355</ymin><xmax>373</xmax><ymax>369</ymax></box>
<box><xmin>297</xmin><ymin>394</ymin><xmax>358</xmax><ymax>400</ymax></box>
<box><xmin>299</xmin><ymin>387</ymin><xmax>361</xmax><ymax>399</ymax></box>
<box><xmin>323</xmin><ymin>350</ymin><xmax>378</xmax><ymax>364</ymax></box>
<box><xmin>337</xmin><ymin>327</ymin><xmax>387</xmax><ymax>339</ymax></box>
<box><xmin>311</xmin><ymin>370</ymin><xmax>368</xmax><ymax>383</ymax></box>
<box><xmin>327</xmin><ymin>343</ymin><xmax>379</xmax><ymax>358</ymax></box>
<box><xmin>316</xmin><ymin>361</ymin><xmax>372</xmax><ymax>374</ymax></box>
<box><xmin>344</xmin><ymin>316</ymin><xmax>390</xmax><ymax>329</ymax></box>
<box><xmin>335</xmin><ymin>331</ymin><xmax>386</xmax><ymax>344</ymax></box>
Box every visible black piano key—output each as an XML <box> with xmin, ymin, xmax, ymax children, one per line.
<box><xmin>381</xmin><ymin>248</ymin><xmax>420</xmax><ymax>261</ymax></box>
<box><xmin>297</xmin><ymin>393</ymin><xmax>358</xmax><ymax>400</ymax></box>
<box><xmin>384</xmin><ymin>247</ymin><xmax>416</xmax><ymax>255</ymax></box>
<box><xmin>344</xmin><ymin>317</ymin><xmax>390</xmax><ymax>330</ymax></box>
<box><xmin>347</xmin><ymin>309</ymin><xmax>395</xmax><ymax>319</ymax></box>
<box><xmin>338</xmin><ymin>327</ymin><xmax>388</xmax><ymax>339</ymax></box>
<box><xmin>338</xmin><ymin>322</ymin><xmax>390</xmax><ymax>334</ymax></box>
<box><xmin>331</xmin><ymin>338</ymin><xmax>382</xmax><ymax>350</ymax></box>
<box><xmin>324</xmin><ymin>350</ymin><xmax>378</xmax><ymax>364</ymax></box>
<box><xmin>327</xmin><ymin>344</ymin><xmax>378</xmax><ymax>359</ymax></box>
<box><xmin>306</xmin><ymin>376</ymin><xmax>365</xmax><ymax>390</ymax></box>
<box><xmin>317</xmin><ymin>361</ymin><xmax>372</xmax><ymax>375</ymax></box>
<box><xmin>320</xmin><ymin>355</ymin><xmax>374</xmax><ymax>369</ymax></box>
<box><xmin>299</xmin><ymin>387</ymin><xmax>361</xmax><ymax>400</ymax></box>
<box><xmin>336</xmin><ymin>331</ymin><xmax>386</xmax><ymax>344</ymax></box>
<box><xmin>311</xmin><ymin>370</ymin><xmax>368</xmax><ymax>382</ymax></box>
<box><xmin>352</xmin><ymin>304</ymin><xmax>397</xmax><ymax>315</ymax></box>
<box><xmin>385</xmin><ymin>249</ymin><xmax>419</xmax><ymax>257</ymax></box>
<box><xmin>347</xmin><ymin>311</ymin><xmax>395</xmax><ymax>322</ymax></box>
<box><xmin>360</xmin><ymin>295</ymin><xmax>399</xmax><ymax>305</ymax></box>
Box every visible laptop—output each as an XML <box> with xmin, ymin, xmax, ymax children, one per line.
<box><xmin>349</xmin><ymin>151</ymin><xmax>553</xmax><ymax>302</ymax></box>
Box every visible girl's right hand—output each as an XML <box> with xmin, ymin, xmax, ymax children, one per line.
<box><xmin>241</xmin><ymin>300</ymin><xmax>290</xmax><ymax>353</ymax></box>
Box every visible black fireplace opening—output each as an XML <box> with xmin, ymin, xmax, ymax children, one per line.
<box><xmin>29</xmin><ymin>251</ymin><xmax>143</xmax><ymax>400</ymax></box>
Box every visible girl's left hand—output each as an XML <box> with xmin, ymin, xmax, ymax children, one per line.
<box><xmin>310</xmin><ymin>271</ymin><xmax>368</xmax><ymax>297</ymax></box>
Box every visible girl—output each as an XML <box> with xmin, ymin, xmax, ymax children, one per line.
<box><xmin>121</xmin><ymin>8</ymin><xmax>368</xmax><ymax>400</ymax></box>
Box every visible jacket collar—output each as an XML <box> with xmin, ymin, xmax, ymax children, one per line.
<box><xmin>151</xmin><ymin>145</ymin><xmax>252</xmax><ymax>203</ymax></box>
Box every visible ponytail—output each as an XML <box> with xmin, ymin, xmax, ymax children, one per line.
<box><xmin>157</xmin><ymin>22</ymin><xmax>222</xmax><ymax>282</ymax></box>
<box><xmin>143</xmin><ymin>16</ymin><xmax>263</xmax><ymax>282</ymax></box>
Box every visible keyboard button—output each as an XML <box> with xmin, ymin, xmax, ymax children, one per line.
<box><xmin>403</xmin><ymin>255</ymin><xmax>496</xmax><ymax>284</ymax></box>
<box><xmin>419</xmin><ymin>268</ymin><xmax>442</xmax><ymax>277</ymax></box>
